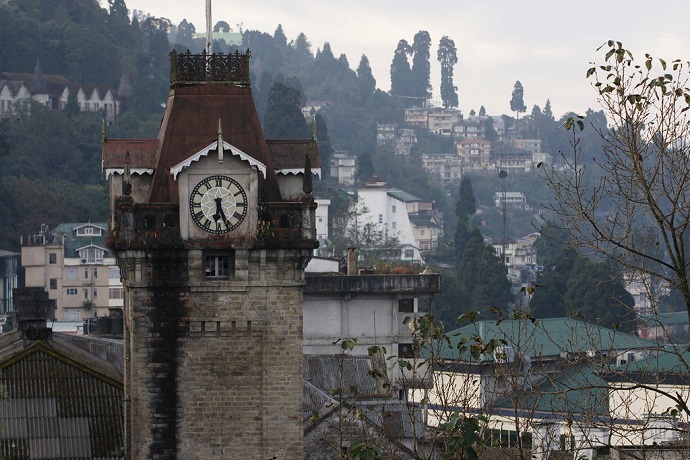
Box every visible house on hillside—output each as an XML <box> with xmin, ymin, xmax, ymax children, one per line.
<box><xmin>0</xmin><ymin>62</ymin><xmax>121</xmax><ymax>124</ymax></box>
<box><xmin>20</xmin><ymin>223</ymin><xmax>123</xmax><ymax>322</ymax></box>
<box><xmin>355</xmin><ymin>179</ymin><xmax>424</xmax><ymax>263</ymax></box>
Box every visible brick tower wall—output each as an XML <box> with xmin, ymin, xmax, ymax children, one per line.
<box><xmin>120</xmin><ymin>248</ymin><xmax>307</xmax><ymax>459</ymax></box>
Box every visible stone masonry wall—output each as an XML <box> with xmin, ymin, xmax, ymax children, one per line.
<box><xmin>119</xmin><ymin>248</ymin><xmax>308</xmax><ymax>459</ymax></box>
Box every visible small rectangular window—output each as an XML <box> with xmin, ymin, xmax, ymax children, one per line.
<box><xmin>93</xmin><ymin>268</ymin><xmax>98</xmax><ymax>279</ymax></box>
<box><xmin>109</xmin><ymin>267</ymin><xmax>121</xmax><ymax>279</ymax></box>
<box><xmin>378</xmin><ymin>214</ymin><xmax>383</xmax><ymax>224</ymax></box>
<box><xmin>66</xmin><ymin>288</ymin><xmax>78</xmax><ymax>295</ymax></box>
<box><xmin>84</xmin><ymin>268</ymin><xmax>88</xmax><ymax>279</ymax></box>
<box><xmin>67</xmin><ymin>268</ymin><xmax>78</xmax><ymax>280</ymax></box>
<box><xmin>392</xmin><ymin>205</ymin><xmax>396</xmax><ymax>213</ymax></box>
<box><xmin>49</xmin><ymin>279</ymin><xmax>57</xmax><ymax>290</ymax></box>
<box><xmin>93</xmin><ymin>288</ymin><xmax>97</xmax><ymax>299</ymax></box>
<box><xmin>205</xmin><ymin>253</ymin><xmax>233</xmax><ymax>279</ymax></box>
<box><xmin>109</xmin><ymin>287</ymin><xmax>124</xmax><ymax>299</ymax></box>
<box><xmin>398</xmin><ymin>298</ymin><xmax>414</xmax><ymax>313</ymax></box>
<box><xmin>83</xmin><ymin>289</ymin><xmax>89</xmax><ymax>300</ymax></box>
<box><xmin>49</xmin><ymin>253</ymin><xmax>57</xmax><ymax>264</ymax></box>
<box><xmin>398</xmin><ymin>343</ymin><xmax>414</xmax><ymax>358</ymax></box>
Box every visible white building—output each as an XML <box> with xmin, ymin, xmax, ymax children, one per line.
<box><xmin>355</xmin><ymin>179</ymin><xmax>424</xmax><ymax>262</ymax></box>
<box><xmin>314</xmin><ymin>198</ymin><xmax>330</xmax><ymax>247</ymax></box>
<box><xmin>330</xmin><ymin>151</ymin><xmax>357</xmax><ymax>186</ymax></box>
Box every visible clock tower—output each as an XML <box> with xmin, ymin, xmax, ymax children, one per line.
<box><xmin>103</xmin><ymin>50</ymin><xmax>318</xmax><ymax>459</ymax></box>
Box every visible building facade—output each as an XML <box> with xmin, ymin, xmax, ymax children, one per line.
<box><xmin>0</xmin><ymin>249</ymin><xmax>19</xmax><ymax>332</ymax></box>
<box><xmin>20</xmin><ymin>223</ymin><xmax>123</xmax><ymax>322</ymax></box>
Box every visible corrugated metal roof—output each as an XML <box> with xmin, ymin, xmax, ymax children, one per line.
<box><xmin>0</xmin><ymin>337</ymin><xmax>124</xmax><ymax>459</ymax></box>
<box><xmin>435</xmin><ymin>317</ymin><xmax>661</xmax><ymax>362</ymax></box>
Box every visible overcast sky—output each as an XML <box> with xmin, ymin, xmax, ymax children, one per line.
<box><xmin>126</xmin><ymin>0</ymin><xmax>690</xmax><ymax>119</ymax></box>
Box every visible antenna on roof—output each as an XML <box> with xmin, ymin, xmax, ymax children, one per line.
<box><xmin>205</xmin><ymin>0</ymin><xmax>213</xmax><ymax>55</ymax></box>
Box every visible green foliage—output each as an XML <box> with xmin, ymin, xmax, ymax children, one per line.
<box><xmin>411</xmin><ymin>30</ymin><xmax>432</xmax><ymax>100</ymax></box>
<box><xmin>437</xmin><ymin>36</ymin><xmax>459</xmax><ymax>109</ymax></box>
<box><xmin>529</xmin><ymin>251</ymin><xmax>636</xmax><ymax>331</ymax></box>
<box><xmin>263</xmin><ymin>81</ymin><xmax>310</xmax><ymax>139</ymax></box>
<box><xmin>390</xmin><ymin>39</ymin><xmax>413</xmax><ymax>100</ymax></box>
<box><xmin>440</xmin><ymin>412</ymin><xmax>487</xmax><ymax>460</ymax></box>
<box><xmin>510</xmin><ymin>80</ymin><xmax>527</xmax><ymax>116</ymax></box>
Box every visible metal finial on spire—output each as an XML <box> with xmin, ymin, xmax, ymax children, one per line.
<box><xmin>217</xmin><ymin>118</ymin><xmax>224</xmax><ymax>164</ymax></box>
<box><xmin>205</xmin><ymin>0</ymin><xmax>213</xmax><ymax>55</ymax></box>
<box><xmin>123</xmin><ymin>151</ymin><xmax>132</xmax><ymax>196</ymax></box>
<box><xmin>311</xmin><ymin>116</ymin><xmax>317</xmax><ymax>143</ymax></box>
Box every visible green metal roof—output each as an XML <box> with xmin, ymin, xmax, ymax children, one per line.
<box><xmin>638</xmin><ymin>310</ymin><xmax>689</xmax><ymax>327</ymax></box>
<box><xmin>52</xmin><ymin>223</ymin><xmax>111</xmax><ymax>259</ymax></box>
<box><xmin>433</xmin><ymin>317</ymin><xmax>661</xmax><ymax>362</ymax></box>
<box><xmin>386</xmin><ymin>190</ymin><xmax>421</xmax><ymax>202</ymax></box>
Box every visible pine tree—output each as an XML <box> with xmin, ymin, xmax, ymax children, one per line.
<box><xmin>390</xmin><ymin>39</ymin><xmax>412</xmax><ymax>99</ymax></box>
<box><xmin>510</xmin><ymin>80</ymin><xmax>527</xmax><ymax>119</ymax></box>
<box><xmin>263</xmin><ymin>81</ymin><xmax>309</xmax><ymax>139</ymax></box>
<box><xmin>356</xmin><ymin>54</ymin><xmax>376</xmax><ymax>97</ymax></box>
<box><xmin>411</xmin><ymin>30</ymin><xmax>432</xmax><ymax>101</ymax></box>
<box><xmin>437</xmin><ymin>36</ymin><xmax>458</xmax><ymax>108</ymax></box>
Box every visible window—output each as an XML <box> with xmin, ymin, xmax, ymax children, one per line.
<box><xmin>83</xmin><ymin>289</ymin><xmax>89</xmax><ymax>300</ymax></box>
<box><xmin>109</xmin><ymin>287</ymin><xmax>124</xmax><ymax>299</ymax></box>
<box><xmin>66</xmin><ymin>288</ymin><xmax>78</xmax><ymax>295</ymax></box>
<box><xmin>205</xmin><ymin>253</ymin><xmax>232</xmax><ymax>279</ymax></box>
<box><xmin>109</xmin><ymin>267</ymin><xmax>120</xmax><ymax>279</ymax></box>
<box><xmin>392</xmin><ymin>205</ymin><xmax>396</xmax><ymax>213</ymax></box>
<box><xmin>392</xmin><ymin>222</ymin><xmax>397</xmax><ymax>230</ymax></box>
<box><xmin>64</xmin><ymin>309</ymin><xmax>81</xmax><ymax>321</ymax></box>
<box><xmin>67</xmin><ymin>268</ymin><xmax>78</xmax><ymax>280</ymax></box>
<box><xmin>76</xmin><ymin>226</ymin><xmax>102</xmax><ymax>236</ymax></box>
<box><xmin>84</xmin><ymin>268</ymin><xmax>89</xmax><ymax>279</ymax></box>
<box><xmin>78</xmin><ymin>246</ymin><xmax>105</xmax><ymax>263</ymax></box>
<box><xmin>93</xmin><ymin>288</ymin><xmax>97</xmax><ymax>299</ymax></box>
<box><xmin>398</xmin><ymin>298</ymin><xmax>414</xmax><ymax>313</ymax></box>
<box><xmin>404</xmin><ymin>249</ymin><xmax>414</xmax><ymax>259</ymax></box>
<box><xmin>398</xmin><ymin>343</ymin><xmax>414</xmax><ymax>358</ymax></box>
<box><xmin>378</xmin><ymin>214</ymin><xmax>383</xmax><ymax>224</ymax></box>
<box><xmin>420</xmin><ymin>229</ymin><xmax>425</xmax><ymax>235</ymax></box>
<box><xmin>49</xmin><ymin>279</ymin><xmax>57</xmax><ymax>290</ymax></box>
<box><xmin>93</xmin><ymin>268</ymin><xmax>98</xmax><ymax>279</ymax></box>
<box><xmin>49</xmin><ymin>253</ymin><xmax>57</xmax><ymax>264</ymax></box>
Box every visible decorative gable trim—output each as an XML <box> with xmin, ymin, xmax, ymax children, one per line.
<box><xmin>170</xmin><ymin>141</ymin><xmax>267</xmax><ymax>179</ymax></box>
<box><xmin>275</xmin><ymin>168</ymin><xmax>322</xmax><ymax>178</ymax></box>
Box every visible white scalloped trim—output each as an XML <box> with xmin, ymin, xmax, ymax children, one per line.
<box><xmin>170</xmin><ymin>141</ymin><xmax>267</xmax><ymax>179</ymax></box>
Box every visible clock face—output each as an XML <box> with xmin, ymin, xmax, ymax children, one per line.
<box><xmin>189</xmin><ymin>175</ymin><xmax>248</xmax><ymax>234</ymax></box>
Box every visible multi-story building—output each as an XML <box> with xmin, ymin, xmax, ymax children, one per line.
<box><xmin>330</xmin><ymin>151</ymin><xmax>357</xmax><ymax>185</ymax></box>
<box><xmin>0</xmin><ymin>249</ymin><xmax>19</xmax><ymax>332</ymax></box>
<box><xmin>428</xmin><ymin>109</ymin><xmax>459</xmax><ymax>136</ymax></box>
<box><xmin>421</xmin><ymin>153</ymin><xmax>463</xmax><ymax>185</ymax></box>
<box><xmin>404</xmin><ymin>107</ymin><xmax>428</xmax><ymax>128</ymax></box>
<box><xmin>356</xmin><ymin>179</ymin><xmax>424</xmax><ymax>262</ymax></box>
<box><xmin>0</xmin><ymin>62</ymin><xmax>121</xmax><ymax>124</ymax></box>
<box><xmin>20</xmin><ymin>223</ymin><xmax>123</xmax><ymax>322</ymax></box>
<box><xmin>456</xmin><ymin>138</ymin><xmax>492</xmax><ymax>170</ymax></box>
<box><xmin>493</xmin><ymin>148</ymin><xmax>533</xmax><ymax>173</ymax></box>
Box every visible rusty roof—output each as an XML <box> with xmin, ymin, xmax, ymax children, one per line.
<box><xmin>266</xmin><ymin>139</ymin><xmax>321</xmax><ymax>173</ymax></box>
<box><xmin>102</xmin><ymin>138</ymin><xmax>158</xmax><ymax>173</ymax></box>
<box><xmin>144</xmin><ymin>83</ymin><xmax>281</xmax><ymax>202</ymax></box>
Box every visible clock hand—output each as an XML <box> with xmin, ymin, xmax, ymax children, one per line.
<box><xmin>213</xmin><ymin>198</ymin><xmax>222</xmax><ymax>223</ymax></box>
<box><xmin>215</xmin><ymin>198</ymin><xmax>230</xmax><ymax>225</ymax></box>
